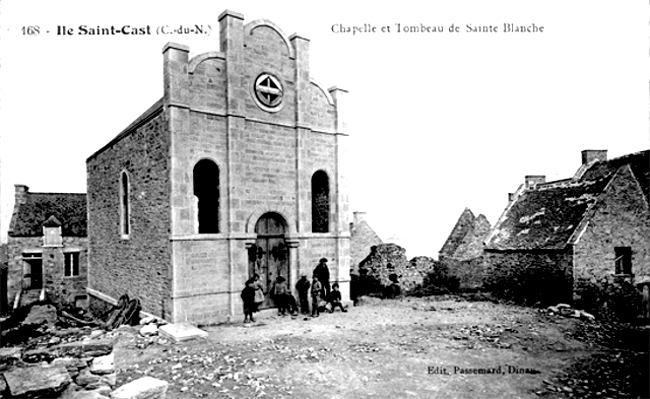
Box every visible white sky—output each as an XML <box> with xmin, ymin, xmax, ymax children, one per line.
<box><xmin>1</xmin><ymin>0</ymin><xmax>648</xmax><ymax>258</ymax></box>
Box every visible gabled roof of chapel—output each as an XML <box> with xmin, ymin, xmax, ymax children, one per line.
<box><xmin>486</xmin><ymin>150</ymin><xmax>649</xmax><ymax>251</ymax></box>
<box><xmin>87</xmin><ymin>97</ymin><xmax>164</xmax><ymax>161</ymax></box>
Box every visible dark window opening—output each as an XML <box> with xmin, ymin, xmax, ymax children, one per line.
<box><xmin>615</xmin><ymin>247</ymin><xmax>632</xmax><ymax>275</ymax></box>
<box><xmin>120</xmin><ymin>172</ymin><xmax>130</xmax><ymax>236</ymax></box>
<box><xmin>64</xmin><ymin>252</ymin><xmax>80</xmax><ymax>277</ymax></box>
<box><xmin>311</xmin><ymin>170</ymin><xmax>330</xmax><ymax>233</ymax></box>
<box><xmin>193</xmin><ymin>159</ymin><xmax>220</xmax><ymax>234</ymax></box>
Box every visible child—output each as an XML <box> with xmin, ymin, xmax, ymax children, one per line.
<box><xmin>241</xmin><ymin>279</ymin><xmax>256</xmax><ymax>323</ymax></box>
<box><xmin>327</xmin><ymin>283</ymin><xmax>348</xmax><ymax>313</ymax></box>
<box><xmin>296</xmin><ymin>274</ymin><xmax>311</xmax><ymax>314</ymax></box>
<box><xmin>284</xmin><ymin>293</ymin><xmax>299</xmax><ymax>315</ymax></box>
<box><xmin>252</xmin><ymin>274</ymin><xmax>264</xmax><ymax>312</ymax></box>
<box><xmin>311</xmin><ymin>275</ymin><xmax>322</xmax><ymax>317</ymax></box>
<box><xmin>273</xmin><ymin>276</ymin><xmax>289</xmax><ymax>315</ymax></box>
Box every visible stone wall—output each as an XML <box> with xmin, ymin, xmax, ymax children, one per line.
<box><xmin>6</xmin><ymin>236</ymin><xmax>88</xmax><ymax>308</ymax></box>
<box><xmin>444</xmin><ymin>256</ymin><xmax>486</xmax><ymax>291</ymax></box>
<box><xmin>6</xmin><ymin>236</ymin><xmax>41</xmax><ymax>305</ymax></box>
<box><xmin>358</xmin><ymin>244</ymin><xmax>434</xmax><ymax>293</ymax></box>
<box><xmin>483</xmin><ymin>250</ymin><xmax>573</xmax><ymax>305</ymax></box>
<box><xmin>573</xmin><ymin>165</ymin><xmax>650</xmax><ymax>285</ymax></box>
<box><xmin>161</xmin><ymin>13</ymin><xmax>349</xmax><ymax>323</ymax></box>
<box><xmin>87</xmin><ymin>110</ymin><xmax>172</xmax><ymax>320</ymax></box>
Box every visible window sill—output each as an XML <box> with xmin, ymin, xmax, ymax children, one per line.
<box><xmin>120</xmin><ymin>235</ymin><xmax>130</xmax><ymax>241</ymax></box>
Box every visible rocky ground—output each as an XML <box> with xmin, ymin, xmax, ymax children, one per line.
<box><xmin>109</xmin><ymin>297</ymin><xmax>649</xmax><ymax>399</ymax></box>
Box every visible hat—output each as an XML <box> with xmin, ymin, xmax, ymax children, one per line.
<box><xmin>319</xmin><ymin>258</ymin><xmax>328</xmax><ymax>263</ymax></box>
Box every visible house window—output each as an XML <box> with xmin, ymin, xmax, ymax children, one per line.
<box><xmin>311</xmin><ymin>170</ymin><xmax>330</xmax><ymax>233</ymax></box>
<box><xmin>614</xmin><ymin>247</ymin><xmax>632</xmax><ymax>275</ymax></box>
<box><xmin>43</xmin><ymin>226</ymin><xmax>62</xmax><ymax>247</ymax></box>
<box><xmin>120</xmin><ymin>171</ymin><xmax>130</xmax><ymax>237</ymax></box>
<box><xmin>64</xmin><ymin>252</ymin><xmax>80</xmax><ymax>277</ymax></box>
<box><xmin>193</xmin><ymin>159</ymin><xmax>220</xmax><ymax>233</ymax></box>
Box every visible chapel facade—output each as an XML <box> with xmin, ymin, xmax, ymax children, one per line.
<box><xmin>86</xmin><ymin>10</ymin><xmax>350</xmax><ymax>323</ymax></box>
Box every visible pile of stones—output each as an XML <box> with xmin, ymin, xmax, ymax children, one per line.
<box><xmin>0</xmin><ymin>303</ymin><xmax>170</xmax><ymax>398</ymax></box>
<box><xmin>0</xmin><ymin>332</ymin><xmax>169</xmax><ymax>398</ymax></box>
<box><xmin>0</xmin><ymin>333</ymin><xmax>116</xmax><ymax>397</ymax></box>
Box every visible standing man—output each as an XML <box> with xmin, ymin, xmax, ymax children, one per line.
<box><xmin>313</xmin><ymin>258</ymin><xmax>331</xmax><ymax>299</ymax></box>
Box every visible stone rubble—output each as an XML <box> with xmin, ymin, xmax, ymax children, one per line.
<box><xmin>109</xmin><ymin>376</ymin><xmax>168</xmax><ymax>399</ymax></box>
<box><xmin>0</xmin><ymin>327</ymin><xmax>165</xmax><ymax>399</ymax></box>
<box><xmin>546</xmin><ymin>303</ymin><xmax>595</xmax><ymax>320</ymax></box>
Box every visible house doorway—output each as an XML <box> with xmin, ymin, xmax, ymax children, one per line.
<box><xmin>22</xmin><ymin>253</ymin><xmax>43</xmax><ymax>290</ymax></box>
<box><xmin>253</xmin><ymin>212</ymin><xmax>288</xmax><ymax>308</ymax></box>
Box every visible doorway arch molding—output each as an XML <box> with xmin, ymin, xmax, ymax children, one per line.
<box><xmin>245</xmin><ymin>207</ymin><xmax>297</xmax><ymax>235</ymax></box>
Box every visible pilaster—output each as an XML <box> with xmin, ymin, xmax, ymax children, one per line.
<box><xmin>219</xmin><ymin>10</ymin><xmax>246</xmax><ymax>117</ymax></box>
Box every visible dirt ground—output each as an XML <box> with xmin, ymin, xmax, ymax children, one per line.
<box><xmin>113</xmin><ymin>297</ymin><xmax>649</xmax><ymax>399</ymax></box>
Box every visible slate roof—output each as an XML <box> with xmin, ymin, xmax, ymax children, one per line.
<box><xmin>486</xmin><ymin>150</ymin><xmax>649</xmax><ymax>251</ymax></box>
<box><xmin>8</xmin><ymin>192</ymin><xmax>87</xmax><ymax>237</ymax></box>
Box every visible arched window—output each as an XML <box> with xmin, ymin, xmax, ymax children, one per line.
<box><xmin>120</xmin><ymin>171</ymin><xmax>130</xmax><ymax>237</ymax></box>
<box><xmin>311</xmin><ymin>170</ymin><xmax>330</xmax><ymax>233</ymax></box>
<box><xmin>193</xmin><ymin>159</ymin><xmax>220</xmax><ymax>233</ymax></box>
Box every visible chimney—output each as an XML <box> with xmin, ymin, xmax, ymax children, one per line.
<box><xmin>352</xmin><ymin>211</ymin><xmax>367</xmax><ymax>226</ymax></box>
<box><xmin>14</xmin><ymin>184</ymin><xmax>29</xmax><ymax>205</ymax></box>
<box><xmin>525</xmin><ymin>175</ymin><xmax>545</xmax><ymax>188</ymax></box>
<box><xmin>508</xmin><ymin>193</ymin><xmax>515</xmax><ymax>202</ymax></box>
<box><xmin>581</xmin><ymin>150</ymin><xmax>607</xmax><ymax>165</ymax></box>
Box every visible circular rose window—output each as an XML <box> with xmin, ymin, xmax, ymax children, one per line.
<box><xmin>254</xmin><ymin>73</ymin><xmax>283</xmax><ymax>110</ymax></box>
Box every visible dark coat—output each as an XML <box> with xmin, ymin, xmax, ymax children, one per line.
<box><xmin>296</xmin><ymin>278</ymin><xmax>311</xmax><ymax>297</ymax></box>
<box><xmin>327</xmin><ymin>289</ymin><xmax>342</xmax><ymax>303</ymax></box>
<box><xmin>241</xmin><ymin>285</ymin><xmax>255</xmax><ymax>305</ymax></box>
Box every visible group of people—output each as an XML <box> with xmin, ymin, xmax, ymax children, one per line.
<box><xmin>240</xmin><ymin>258</ymin><xmax>347</xmax><ymax>323</ymax></box>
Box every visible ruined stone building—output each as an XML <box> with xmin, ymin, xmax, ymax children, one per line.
<box><xmin>484</xmin><ymin>149</ymin><xmax>650</xmax><ymax>304</ymax></box>
<box><xmin>86</xmin><ymin>10</ymin><xmax>350</xmax><ymax>323</ymax></box>
<box><xmin>349</xmin><ymin>211</ymin><xmax>382</xmax><ymax>274</ymax></box>
<box><xmin>6</xmin><ymin>185</ymin><xmax>88</xmax><ymax>308</ymax></box>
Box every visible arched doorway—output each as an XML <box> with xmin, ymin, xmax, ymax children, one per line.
<box><xmin>252</xmin><ymin>212</ymin><xmax>289</xmax><ymax>308</ymax></box>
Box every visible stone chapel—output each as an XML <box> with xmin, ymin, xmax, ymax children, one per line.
<box><xmin>86</xmin><ymin>10</ymin><xmax>351</xmax><ymax>323</ymax></box>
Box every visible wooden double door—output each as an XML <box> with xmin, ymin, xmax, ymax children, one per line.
<box><xmin>251</xmin><ymin>213</ymin><xmax>289</xmax><ymax>308</ymax></box>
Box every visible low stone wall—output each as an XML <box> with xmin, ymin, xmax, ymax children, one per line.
<box><xmin>483</xmin><ymin>250</ymin><xmax>573</xmax><ymax>305</ymax></box>
<box><xmin>444</xmin><ymin>256</ymin><xmax>486</xmax><ymax>291</ymax></box>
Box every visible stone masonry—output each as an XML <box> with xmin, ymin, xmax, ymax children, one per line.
<box><xmin>87</xmin><ymin>10</ymin><xmax>351</xmax><ymax>324</ymax></box>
